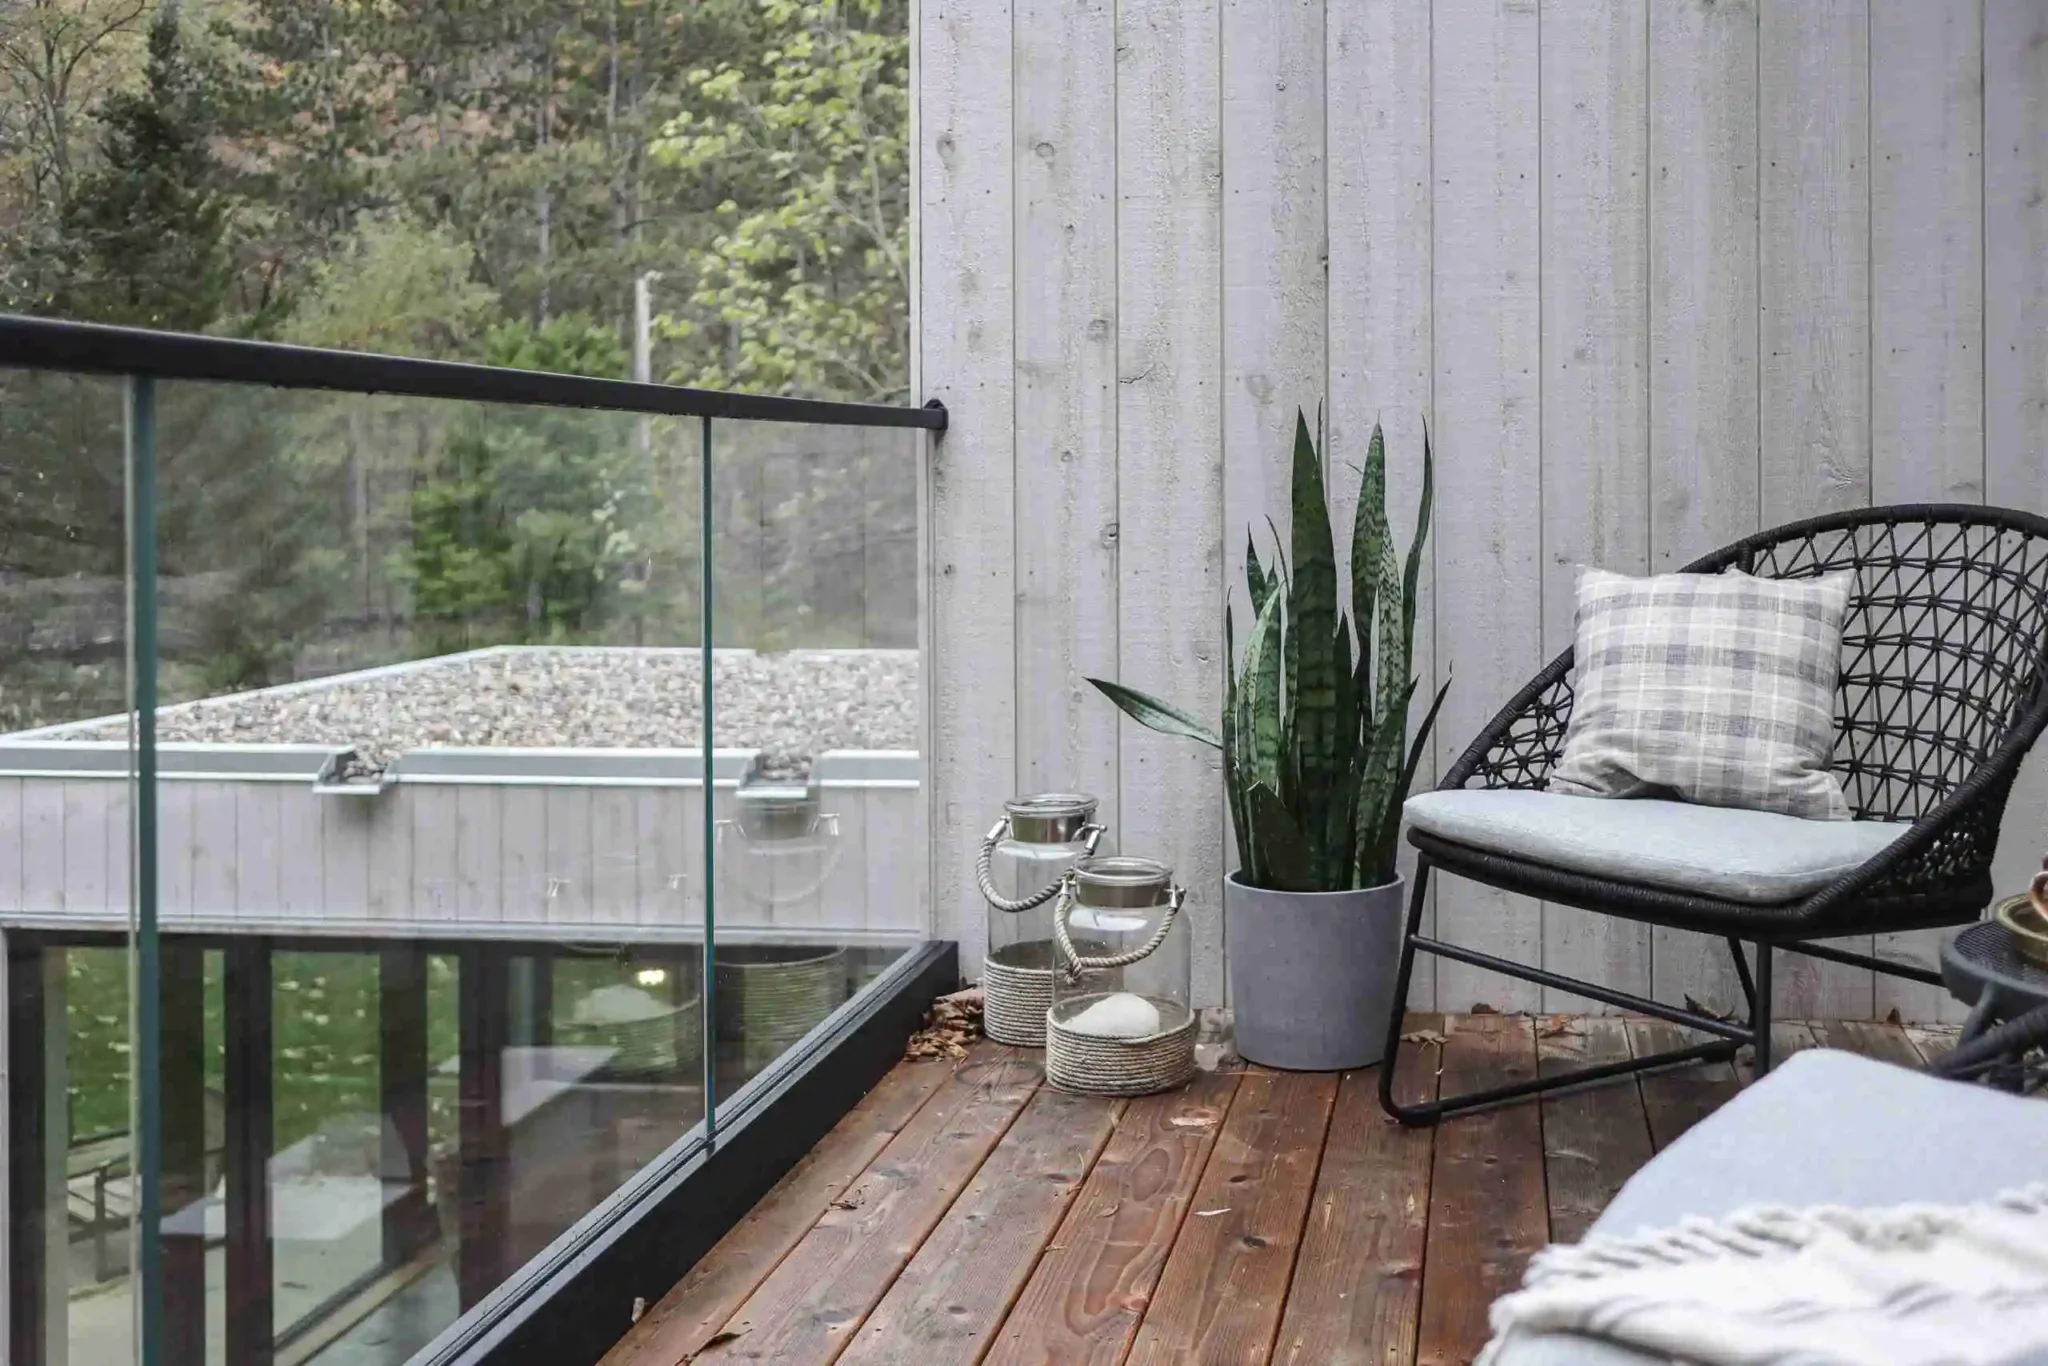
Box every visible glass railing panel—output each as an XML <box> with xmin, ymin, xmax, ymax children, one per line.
<box><xmin>131</xmin><ymin>379</ymin><xmax>712</xmax><ymax>1364</ymax></box>
<box><xmin>0</xmin><ymin>367</ymin><xmax>138</xmax><ymax>1365</ymax></box>
<box><xmin>705</xmin><ymin>418</ymin><xmax>925</xmax><ymax>1111</ymax></box>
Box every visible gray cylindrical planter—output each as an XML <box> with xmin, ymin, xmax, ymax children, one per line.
<box><xmin>1225</xmin><ymin>872</ymin><xmax>1406</xmax><ymax>1071</ymax></box>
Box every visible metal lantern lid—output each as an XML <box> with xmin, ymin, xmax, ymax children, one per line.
<box><xmin>1070</xmin><ymin>855</ymin><xmax>1171</xmax><ymax>907</ymax></box>
<box><xmin>1004</xmin><ymin>792</ymin><xmax>1099</xmax><ymax>845</ymax></box>
<box><xmin>735</xmin><ymin>781</ymin><xmax>823</xmax><ymax>841</ymax></box>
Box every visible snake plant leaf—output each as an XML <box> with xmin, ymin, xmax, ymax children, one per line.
<box><xmin>1247</xmin><ymin>781</ymin><xmax>1317</xmax><ymax>892</ymax></box>
<box><xmin>1355</xmin><ymin>677</ymin><xmax>1417</xmax><ymax>885</ymax></box>
<box><xmin>1372</xmin><ymin>674</ymin><xmax>1453</xmax><ymax>877</ymax></box>
<box><xmin>1223</xmin><ymin>605</ymin><xmax>1252</xmax><ymax>862</ymax></box>
<box><xmin>1353</xmin><ymin>419</ymin><xmax>1391</xmax><ymax>700</ymax></box>
<box><xmin>1325</xmin><ymin>620</ymin><xmax>1360</xmax><ymax>887</ymax></box>
<box><xmin>1402</xmin><ymin>418</ymin><xmax>1435</xmax><ymax>664</ymax></box>
<box><xmin>1240</xmin><ymin>588</ymin><xmax>1284</xmax><ymax>795</ymax></box>
<box><xmin>1287</xmin><ymin>409</ymin><xmax>1342</xmax><ymax>853</ymax></box>
<box><xmin>1085</xmin><ymin>678</ymin><xmax>1222</xmax><ymax>749</ymax></box>
<box><xmin>1247</xmin><ymin>532</ymin><xmax>1274</xmax><ymax>618</ymax></box>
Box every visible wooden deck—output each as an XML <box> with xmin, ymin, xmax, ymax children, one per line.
<box><xmin>602</xmin><ymin>1014</ymin><xmax>1958</xmax><ymax>1366</ymax></box>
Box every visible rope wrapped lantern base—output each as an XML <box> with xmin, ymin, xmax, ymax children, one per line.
<box><xmin>1045</xmin><ymin>994</ymin><xmax>1198</xmax><ymax>1096</ymax></box>
<box><xmin>983</xmin><ymin>937</ymin><xmax>1111</xmax><ymax>1047</ymax></box>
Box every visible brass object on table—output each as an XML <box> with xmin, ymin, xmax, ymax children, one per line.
<box><xmin>1994</xmin><ymin>864</ymin><xmax>2048</xmax><ymax>969</ymax></box>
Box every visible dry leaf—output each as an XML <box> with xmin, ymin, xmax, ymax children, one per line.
<box><xmin>688</xmin><ymin>1325</ymin><xmax>749</xmax><ymax>1360</ymax></box>
<box><xmin>1537</xmin><ymin>1014</ymin><xmax>1581</xmax><ymax>1039</ymax></box>
<box><xmin>1399</xmin><ymin>1029</ymin><xmax>1448</xmax><ymax>1046</ymax></box>
<box><xmin>1470</xmin><ymin>1002</ymin><xmax>1499</xmax><ymax>1015</ymax></box>
<box><xmin>631</xmin><ymin>1296</ymin><xmax>647</xmax><ymax>1324</ymax></box>
<box><xmin>1169</xmin><ymin>1114</ymin><xmax>1219</xmax><ymax>1128</ymax></box>
<box><xmin>1195</xmin><ymin>1208</ymin><xmax>1231</xmax><ymax>1217</ymax></box>
<box><xmin>1883</xmin><ymin>1006</ymin><xmax>1903</xmax><ymax>1026</ymax></box>
<box><xmin>1684</xmin><ymin>994</ymin><xmax>1738</xmax><ymax>1024</ymax></box>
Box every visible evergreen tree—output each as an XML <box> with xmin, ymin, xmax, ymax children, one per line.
<box><xmin>44</xmin><ymin>8</ymin><xmax>229</xmax><ymax>330</ymax></box>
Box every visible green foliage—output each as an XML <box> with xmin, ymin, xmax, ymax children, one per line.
<box><xmin>281</xmin><ymin>216</ymin><xmax>501</xmax><ymax>356</ymax></box>
<box><xmin>1091</xmin><ymin>409</ymin><xmax>1448</xmax><ymax>893</ymax></box>
<box><xmin>36</xmin><ymin>9</ymin><xmax>231</xmax><ymax>330</ymax></box>
<box><xmin>653</xmin><ymin>0</ymin><xmax>910</xmax><ymax>400</ymax></box>
<box><xmin>482</xmin><ymin>313</ymin><xmax>630</xmax><ymax>379</ymax></box>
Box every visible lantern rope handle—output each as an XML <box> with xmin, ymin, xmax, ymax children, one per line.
<box><xmin>1053</xmin><ymin>873</ymin><xmax>1185</xmax><ymax>976</ymax></box>
<box><xmin>975</xmin><ymin>818</ymin><xmax>1106</xmax><ymax>913</ymax></box>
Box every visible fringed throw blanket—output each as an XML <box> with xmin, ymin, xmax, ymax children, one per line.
<box><xmin>1479</xmin><ymin>1185</ymin><xmax>2048</xmax><ymax>1366</ymax></box>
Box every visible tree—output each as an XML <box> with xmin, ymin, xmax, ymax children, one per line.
<box><xmin>652</xmin><ymin>0</ymin><xmax>909</xmax><ymax>401</ymax></box>
<box><xmin>39</xmin><ymin>6</ymin><xmax>229</xmax><ymax>329</ymax></box>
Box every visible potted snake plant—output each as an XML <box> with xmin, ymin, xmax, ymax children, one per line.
<box><xmin>1089</xmin><ymin>409</ymin><xmax>1445</xmax><ymax>1069</ymax></box>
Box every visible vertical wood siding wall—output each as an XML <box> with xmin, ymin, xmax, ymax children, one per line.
<box><xmin>919</xmin><ymin>0</ymin><xmax>2048</xmax><ymax>1019</ymax></box>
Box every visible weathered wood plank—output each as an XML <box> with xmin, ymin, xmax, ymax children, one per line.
<box><xmin>1540</xmin><ymin>0</ymin><xmax>1652</xmax><ymax>1011</ymax></box>
<box><xmin>1124</xmin><ymin>1068</ymin><xmax>1337</xmax><ymax>1366</ymax></box>
<box><xmin>919</xmin><ymin>0</ymin><xmax>1016</xmax><ymax>978</ymax></box>
<box><xmin>366</xmin><ymin>786</ymin><xmax>414</xmax><ymax>922</ymax></box>
<box><xmin>157</xmin><ymin>780</ymin><xmax>196</xmax><ymax>918</ymax></box>
<box><xmin>1807</xmin><ymin>1019</ymin><xmax>1923</xmax><ymax>1069</ymax></box>
<box><xmin>544</xmin><ymin>786</ymin><xmax>591</xmax><ymax>925</ymax></box>
<box><xmin>1985</xmin><ymin>0</ymin><xmax>2048</xmax><ymax>970</ymax></box>
<box><xmin>1014</xmin><ymin>0</ymin><xmax>1118</xmax><ymax>845</ymax></box>
<box><xmin>1870</xmin><ymin>0</ymin><xmax>1986</xmax><ymax>1026</ymax></box>
<box><xmin>319</xmin><ymin>798</ymin><xmax>370</xmax><ymax>920</ymax></box>
<box><xmin>1431</xmin><ymin>0</ymin><xmax>1544</xmax><ymax>1012</ymax></box>
<box><xmin>1273</xmin><ymin>1027</ymin><xmax>1442</xmax><ymax>1366</ymax></box>
<box><xmin>838</xmin><ymin>1087</ymin><xmax>1121</xmax><ymax>1366</ymax></box>
<box><xmin>1415</xmin><ymin>1014</ymin><xmax>1546</xmax><ymax>1366</ymax></box>
<box><xmin>277</xmin><ymin>787</ymin><xmax>324</xmax><ymax>918</ymax></box>
<box><xmin>1539</xmin><ymin>1015</ymin><xmax>1654</xmax><ymax>1245</ymax></box>
<box><xmin>1327</xmin><ymin>0</ymin><xmax>1437</xmax><ymax>1008</ymax></box>
<box><xmin>1734</xmin><ymin>1018</ymin><xmax>1819</xmax><ymax>1087</ymax></box>
<box><xmin>499</xmin><ymin>788</ymin><xmax>547</xmax><ymax>923</ymax></box>
<box><xmin>1116</xmin><ymin>0</ymin><xmax>1225</xmax><ymax>1006</ymax></box>
<box><xmin>234</xmin><ymin>783</ymin><xmax>282</xmax><ymax>919</ymax></box>
<box><xmin>0</xmin><ymin>778</ymin><xmax>22</xmax><ymax>912</ymax></box>
<box><xmin>984</xmin><ymin>1069</ymin><xmax>1241</xmax><ymax>1366</ymax></box>
<box><xmin>1904</xmin><ymin>1024</ymin><xmax>1961</xmax><ymax>1068</ymax></box>
<box><xmin>61</xmin><ymin>779</ymin><xmax>112</xmax><ymax>915</ymax></box>
<box><xmin>187</xmin><ymin>781</ymin><xmax>238</xmax><ymax>919</ymax></box>
<box><xmin>17</xmin><ymin>780</ymin><xmax>61</xmax><ymax>913</ymax></box>
<box><xmin>696</xmin><ymin>1048</ymin><xmax>1039</xmax><ymax>1362</ymax></box>
<box><xmin>1626</xmin><ymin>1018</ymin><xmax>1740</xmax><ymax>1153</ymax></box>
<box><xmin>589</xmin><ymin>787</ymin><xmax>640</xmax><ymax>925</ymax></box>
<box><xmin>600</xmin><ymin>1057</ymin><xmax>953</xmax><ymax>1366</ymax></box>
<box><xmin>1760</xmin><ymin>0</ymin><xmax>1875</xmax><ymax>1022</ymax></box>
<box><xmin>1647</xmin><ymin>0</ymin><xmax>1762</xmax><ymax>1014</ymax></box>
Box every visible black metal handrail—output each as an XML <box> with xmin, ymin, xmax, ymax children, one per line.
<box><xmin>0</xmin><ymin>314</ymin><xmax>946</xmax><ymax>431</ymax></box>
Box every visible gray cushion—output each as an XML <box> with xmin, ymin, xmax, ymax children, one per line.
<box><xmin>1490</xmin><ymin>1052</ymin><xmax>2048</xmax><ymax>1366</ymax></box>
<box><xmin>1403</xmin><ymin>789</ymin><xmax>1907</xmax><ymax>903</ymax></box>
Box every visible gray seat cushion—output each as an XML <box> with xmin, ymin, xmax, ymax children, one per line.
<box><xmin>1403</xmin><ymin>789</ymin><xmax>1908</xmax><ymax>903</ymax></box>
<box><xmin>1489</xmin><ymin>1051</ymin><xmax>2048</xmax><ymax>1366</ymax></box>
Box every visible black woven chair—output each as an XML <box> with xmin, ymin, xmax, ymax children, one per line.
<box><xmin>1379</xmin><ymin>505</ymin><xmax>2048</xmax><ymax>1126</ymax></box>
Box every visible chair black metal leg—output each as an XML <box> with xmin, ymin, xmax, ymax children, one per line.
<box><xmin>1377</xmin><ymin>858</ymin><xmax>1435</xmax><ymax>1125</ymax></box>
<box><xmin>1727</xmin><ymin>937</ymin><xmax>1757</xmax><ymax>1015</ymax></box>
<box><xmin>1751</xmin><ymin>942</ymin><xmax>1774</xmax><ymax>1075</ymax></box>
<box><xmin>1378</xmin><ymin>855</ymin><xmax>1743</xmax><ymax>1128</ymax></box>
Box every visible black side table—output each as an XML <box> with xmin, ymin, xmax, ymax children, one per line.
<box><xmin>1940</xmin><ymin>903</ymin><xmax>2048</xmax><ymax>1092</ymax></box>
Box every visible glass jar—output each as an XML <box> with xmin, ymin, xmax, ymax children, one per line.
<box><xmin>1046</xmin><ymin>855</ymin><xmax>1196</xmax><ymax>1095</ymax></box>
<box><xmin>977</xmin><ymin>793</ymin><xmax>1105</xmax><ymax>1045</ymax></box>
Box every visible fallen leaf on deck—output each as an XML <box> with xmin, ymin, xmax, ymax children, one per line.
<box><xmin>1883</xmin><ymin>1006</ymin><xmax>1903</xmax><ymax>1026</ymax></box>
<box><xmin>1400</xmin><ymin>1029</ymin><xmax>1448</xmax><ymax>1046</ymax></box>
<box><xmin>1195</xmin><ymin>1208</ymin><xmax>1231</xmax><ymax>1217</ymax></box>
<box><xmin>688</xmin><ymin>1325</ymin><xmax>748</xmax><ymax>1359</ymax></box>
<box><xmin>1169</xmin><ymin>1114</ymin><xmax>1219</xmax><ymax>1128</ymax></box>
<box><xmin>1537</xmin><ymin>1014</ymin><xmax>1581</xmax><ymax>1038</ymax></box>
<box><xmin>1684</xmin><ymin>994</ymin><xmax>1738</xmax><ymax>1023</ymax></box>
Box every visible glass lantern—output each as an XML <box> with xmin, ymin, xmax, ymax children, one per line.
<box><xmin>715</xmin><ymin>778</ymin><xmax>846</xmax><ymax>927</ymax></box>
<box><xmin>1046</xmin><ymin>855</ymin><xmax>1196</xmax><ymax>1095</ymax></box>
<box><xmin>977</xmin><ymin>793</ymin><xmax>1105</xmax><ymax>1046</ymax></box>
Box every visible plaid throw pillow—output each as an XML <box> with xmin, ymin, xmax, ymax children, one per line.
<box><xmin>1548</xmin><ymin>567</ymin><xmax>1854</xmax><ymax>820</ymax></box>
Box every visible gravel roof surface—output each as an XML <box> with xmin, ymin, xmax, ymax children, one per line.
<box><xmin>59</xmin><ymin>648</ymin><xmax>918</xmax><ymax>779</ymax></box>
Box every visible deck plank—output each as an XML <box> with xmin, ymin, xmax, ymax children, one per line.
<box><xmin>696</xmin><ymin>1047</ymin><xmax>1040</xmax><ymax>1363</ymax></box>
<box><xmin>1271</xmin><ymin>1029</ymin><xmax>1442</xmax><ymax>1366</ymax></box>
<box><xmin>1734</xmin><ymin>1019</ymin><xmax>1819</xmax><ymax>1086</ymax></box>
<box><xmin>1538</xmin><ymin>1016</ymin><xmax>1654</xmax><ymax>1244</ymax></box>
<box><xmin>1414</xmin><ymin>1014</ymin><xmax>1548</xmax><ymax>1366</ymax></box>
<box><xmin>1807</xmin><ymin>1019</ymin><xmax>1923</xmax><ymax>1068</ymax></box>
<box><xmin>836</xmin><ymin>1086</ymin><xmax>1123</xmax><ymax>1366</ymax></box>
<box><xmin>1122</xmin><ymin>1069</ymin><xmax>1339</xmax><ymax>1366</ymax></box>
<box><xmin>1626</xmin><ymin>1018</ymin><xmax>1739</xmax><ymax>1152</ymax></box>
<box><xmin>1905</xmin><ymin>1024</ymin><xmax>1961</xmax><ymax>1066</ymax></box>
<box><xmin>984</xmin><ymin>1069</ymin><xmax>1242</xmax><ymax>1366</ymax></box>
<box><xmin>600</xmin><ymin>1056</ymin><xmax>955</xmax><ymax>1365</ymax></box>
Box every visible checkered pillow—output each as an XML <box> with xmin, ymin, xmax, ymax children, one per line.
<box><xmin>1548</xmin><ymin>567</ymin><xmax>1854</xmax><ymax>820</ymax></box>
